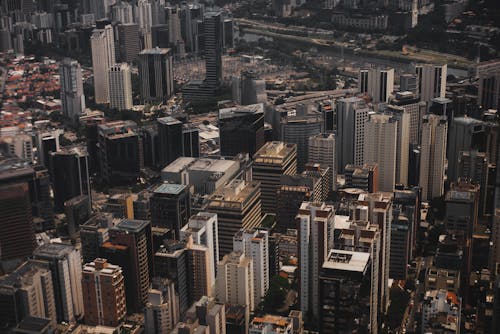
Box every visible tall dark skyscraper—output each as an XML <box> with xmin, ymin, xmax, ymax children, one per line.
<box><xmin>49</xmin><ymin>147</ymin><xmax>90</xmax><ymax>213</ymax></box>
<box><xmin>139</xmin><ymin>48</ymin><xmax>174</xmax><ymax>103</ymax></box>
<box><xmin>203</xmin><ymin>11</ymin><xmax>223</xmax><ymax>88</ymax></box>
<box><xmin>218</xmin><ymin>104</ymin><xmax>265</xmax><ymax>157</ymax></box>
<box><xmin>157</xmin><ymin>116</ymin><xmax>183</xmax><ymax>168</ymax></box>
<box><xmin>150</xmin><ymin>183</ymin><xmax>191</xmax><ymax>240</ymax></box>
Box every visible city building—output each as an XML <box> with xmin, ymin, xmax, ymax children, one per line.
<box><xmin>219</xmin><ymin>103</ymin><xmax>265</xmax><ymax>157</ymax></box>
<box><xmin>49</xmin><ymin>147</ymin><xmax>90</xmax><ymax>213</ymax></box>
<box><xmin>33</xmin><ymin>243</ymin><xmax>84</xmax><ymax>324</ymax></box>
<box><xmin>102</xmin><ymin>219</ymin><xmax>153</xmax><ymax>313</ymax></box>
<box><xmin>139</xmin><ymin>48</ymin><xmax>174</xmax><ymax>103</ymax></box>
<box><xmin>336</xmin><ymin>97</ymin><xmax>369</xmax><ymax>173</ymax></box>
<box><xmin>150</xmin><ymin>183</ymin><xmax>191</xmax><ymax>240</ymax></box>
<box><xmin>308</xmin><ymin>132</ymin><xmax>336</xmax><ymax>191</ymax></box>
<box><xmin>458</xmin><ymin>150</ymin><xmax>490</xmax><ymax>217</ymax></box>
<box><xmin>162</xmin><ymin>157</ymin><xmax>241</xmax><ymax>196</ymax></box>
<box><xmin>65</xmin><ymin>195</ymin><xmax>91</xmax><ymax>237</ymax></box>
<box><xmin>157</xmin><ymin>116</ymin><xmax>183</xmax><ymax>168</ymax></box>
<box><xmin>253</xmin><ymin>142</ymin><xmax>297</xmax><ymax>213</ymax></box>
<box><xmin>425</xmin><ymin>266</ymin><xmax>460</xmax><ymax>293</ymax></box>
<box><xmin>82</xmin><ymin>258</ymin><xmax>126</xmax><ymax>327</ymax></box>
<box><xmin>491</xmin><ymin>209</ymin><xmax>500</xmax><ymax>276</ymax></box>
<box><xmin>206</xmin><ymin>179</ymin><xmax>262</xmax><ymax>258</ymax></box>
<box><xmin>249</xmin><ymin>314</ymin><xmax>294</xmax><ymax>334</ymax></box>
<box><xmin>344</xmin><ymin>163</ymin><xmax>379</xmax><ymax>192</ymax></box>
<box><xmin>320</xmin><ymin>250</ymin><xmax>378</xmax><ymax>333</ymax></box>
<box><xmin>144</xmin><ymin>278</ymin><xmax>180</xmax><ymax>334</ymax></box>
<box><xmin>233</xmin><ymin>229</ymin><xmax>269</xmax><ymax>306</ymax></box>
<box><xmin>399</xmin><ymin>74</ymin><xmax>418</xmax><ymax>95</ymax></box>
<box><xmin>297</xmin><ymin>202</ymin><xmax>334</xmax><ymax>324</ymax></box>
<box><xmin>385</xmin><ymin>105</ymin><xmax>410</xmax><ymax>186</ymax></box>
<box><xmin>389</xmin><ymin>214</ymin><xmax>411</xmax><ymax>280</ymax></box>
<box><xmin>364</xmin><ymin>114</ymin><xmax>397</xmax><ymax>192</ymax></box>
<box><xmin>91</xmin><ymin>25</ymin><xmax>115</xmax><ymax>104</ymax></box>
<box><xmin>216</xmin><ymin>251</ymin><xmax>254</xmax><ymax>313</ymax></box>
<box><xmin>389</xmin><ymin>91</ymin><xmax>426</xmax><ymax>146</ymax></box>
<box><xmin>475</xmin><ymin>59</ymin><xmax>500</xmax><ymax>110</ymax></box>
<box><xmin>185</xmin><ymin>296</ymin><xmax>226</xmax><ymax>334</ymax></box>
<box><xmin>103</xmin><ymin>193</ymin><xmax>134</xmax><ymax>219</ymax></box>
<box><xmin>204</xmin><ymin>11</ymin><xmax>223</xmax><ymax>88</ymax></box>
<box><xmin>419</xmin><ymin>114</ymin><xmax>448</xmax><ymax>201</ymax></box>
<box><xmin>117</xmin><ymin>23</ymin><xmax>141</xmax><ymax>63</ymax></box>
<box><xmin>59</xmin><ymin>58</ymin><xmax>85</xmax><ymax>123</ymax></box>
<box><xmin>108</xmin><ymin>63</ymin><xmax>133</xmax><ymax>111</ymax></box>
<box><xmin>97</xmin><ymin>121</ymin><xmax>143</xmax><ymax>186</ymax></box>
<box><xmin>232</xmin><ymin>71</ymin><xmax>267</xmax><ymax>106</ymax></box>
<box><xmin>358</xmin><ymin>67</ymin><xmax>394</xmax><ymax>103</ymax></box>
<box><xmin>421</xmin><ymin>290</ymin><xmax>461</xmax><ymax>334</ymax></box>
<box><xmin>415</xmin><ymin>63</ymin><xmax>447</xmax><ymax>103</ymax></box>
<box><xmin>0</xmin><ymin>261</ymin><xmax>57</xmax><ymax>330</ymax></box>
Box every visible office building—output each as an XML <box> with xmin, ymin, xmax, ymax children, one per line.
<box><xmin>419</xmin><ymin>114</ymin><xmax>448</xmax><ymax>201</ymax></box>
<box><xmin>185</xmin><ymin>238</ymin><xmax>214</xmax><ymax>304</ymax></box>
<box><xmin>0</xmin><ymin>134</ymin><xmax>34</xmax><ymax>163</ymax></box>
<box><xmin>185</xmin><ymin>296</ymin><xmax>226</xmax><ymax>334</ymax></box>
<box><xmin>448</xmin><ymin>117</ymin><xmax>486</xmax><ymax>183</ymax></box>
<box><xmin>399</xmin><ymin>74</ymin><xmax>418</xmax><ymax>95</ymax></box>
<box><xmin>297</xmin><ymin>202</ymin><xmax>334</xmax><ymax>323</ymax></box>
<box><xmin>65</xmin><ymin>195</ymin><xmax>91</xmax><ymax>237</ymax></box>
<box><xmin>108</xmin><ymin>63</ymin><xmax>133</xmax><ymax>111</ymax></box>
<box><xmin>91</xmin><ymin>25</ymin><xmax>115</xmax><ymax>104</ymax></box>
<box><xmin>385</xmin><ymin>106</ymin><xmax>410</xmax><ymax>186</ymax></box>
<box><xmin>308</xmin><ymin>132</ymin><xmax>336</xmax><ymax>191</ymax></box>
<box><xmin>216</xmin><ymin>251</ymin><xmax>254</xmax><ymax>312</ymax></box>
<box><xmin>182</xmin><ymin>125</ymin><xmax>200</xmax><ymax>158</ymax></box>
<box><xmin>117</xmin><ymin>23</ymin><xmax>140</xmax><ymax>63</ymax></box>
<box><xmin>181</xmin><ymin>212</ymin><xmax>219</xmax><ymax>285</ymax></box>
<box><xmin>219</xmin><ymin>103</ymin><xmax>265</xmax><ymax>157</ymax></box>
<box><xmin>60</xmin><ymin>58</ymin><xmax>85</xmax><ymax>123</ymax></box>
<box><xmin>162</xmin><ymin>157</ymin><xmax>241</xmax><ymax>195</ymax></box>
<box><xmin>253</xmin><ymin>142</ymin><xmax>297</xmax><ymax>213</ymax></box>
<box><xmin>225</xmin><ymin>304</ymin><xmax>248</xmax><ymax>334</ymax></box>
<box><xmin>204</xmin><ymin>11</ymin><xmax>223</xmax><ymax>88</ymax></box>
<box><xmin>475</xmin><ymin>59</ymin><xmax>500</xmax><ymax>110</ymax></box>
<box><xmin>49</xmin><ymin>147</ymin><xmax>90</xmax><ymax>213</ymax></box>
<box><xmin>415</xmin><ymin>63</ymin><xmax>447</xmax><ymax>102</ymax></box>
<box><xmin>336</xmin><ymin>97</ymin><xmax>369</xmax><ymax>173</ymax></box>
<box><xmin>82</xmin><ymin>258</ymin><xmax>126</xmax><ymax>327</ymax></box>
<box><xmin>425</xmin><ymin>266</ymin><xmax>460</xmax><ymax>293</ymax></box>
<box><xmin>358</xmin><ymin>67</ymin><xmax>394</xmax><ymax>103</ymax></box>
<box><xmin>363</xmin><ymin>114</ymin><xmax>397</xmax><ymax>192</ymax></box>
<box><xmin>144</xmin><ymin>278</ymin><xmax>180</xmax><ymax>334</ymax></box>
<box><xmin>445</xmin><ymin>181</ymin><xmax>480</xmax><ymax>240</ymax></box>
<box><xmin>103</xmin><ymin>193</ymin><xmax>134</xmax><ymax>219</ymax></box>
<box><xmin>150</xmin><ymin>183</ymin><xmax>190</xmax><ymax>240</ymax></box>
<box><xmin>102</xmin><ymin>219</ymin><xmax>153</xmax><ymax>313</ymax></box>
<box><xmin>80</xmin><ymin>213</ymin><xmax>113</xmax><ymax>264</ymax></box>
<box><xmin>491</xmin><ymin>210</ymin><xmax>500</xmax><ymax>276</ymax></box>
<box><xmin>0</xmin><ymin>182</ymin><xmax>35</xmax><ymax>263</ymax></box>
<box><xmin>276</xmin><ymin>184</ymin><xmax>312</xmax><ymax>233</ymax></box>
<box><xmin>232</xmin><ymin>70</ymin><xmax>267</xmax><ymax>105</ymax></box>
<box><xmin>389</xmin><ymin>91</ymin><xmax>426</xmax><ymax>145</ymax></box>
<box><xmin>344</xmin><ymin>163</ymin><xmax>379</xmax><ymax>192</ymax></box>
<box><xmin>137</xmin><ymin>0</ymin><xmax>153</xmax><ymax>33</ymax></box>
<box><xmin>97</xmin><ymin>121</ymin><xmax>143</xmax><ymax>186</ymax></box>
<box><xmin>33</xmin><ymin>243</ymin><xmax>84</xmax><ymax>324</ymax></box>
<box><xmin>320</xmin><ymin>250</ymin><xmax>378</xmax><ymax>334</ymax></box>
<box><xmin>112</xmin><ymin>1</ymin><xmax>134</xmax><ymax>24</ymax></box>
<box><xmin>389</xmin><ymin>214</ymin><xmax>411</xmax><ymax>280</ymax></box>
<box><xmin>0</xmin><ymin>261</ymin><xmax>57</xmax><ymax>330</ymax></box>
<box><xmin>206</xmin><ymin>179</ymin><xmax>262</xmax><ymax>258</ymax></box>
<box><xmin>139</xmin><ymin>48</ymin><xmax>174</xmax><ymax>103</ymax></box>
<box><xmin>154</xmin><ymin>240</ymin><xmax>190</xmax><ymax>315</ymax></box>
<box><xmin>421</xmin><ymin>290</ymin><xmax>461</xmax><ymax>334</ymax></box>
<box><xmin>157</xmin><ymin>116</ymin><xmax>183</xmax><ymax>168</ymax></box>
<box><xmin>233</xmin><ymin>229</ymin><xmax>269</xmax><ymax>305</ymax></box>
<box><xmin>458</xmin><ymin>150</ymin><xmax>490</xmax><ymax>217</ymax></box>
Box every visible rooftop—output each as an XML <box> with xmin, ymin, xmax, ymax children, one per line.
<box><xmin>219</xmin><ymin>103</ymin><xmax>264</xmax><ymax>119</ymax></box>
<box><xmin>157</xmin><ymin>116</ymin><xmax>182</xmax><ymax>125</ymax></box>
<box><xmin>33</xmin><ymin>242</ymin><xmax>75</xmax><ymax>259</ymax></box>
<box><xmin>112</xmin><ymin>219</ymin><xmax>150</xmax><ymax>233</ymax></box>
<box><xmin>323</xmin><ymin>249</ymin><xmax>370</xmax><ymax>273</ymax></box>
<box><xmin>154</xmin><ymin>183</ymin><xmax>187</xmax><ymax>195</ymax></box>
<box><xmin>254</xmin><ymin>141</ymin><xmax>296</xmax><ymax>160</ymax></box>
<box><xmin>140</xmin><ymin>47</ymin><xmax>172</xmax><ymax>55</ymax></box>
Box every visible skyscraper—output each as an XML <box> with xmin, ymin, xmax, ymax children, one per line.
<box><xmin>203</xmin><ymin>11</ymin><xmax>223</xmax><ymax>88</ymax></box>
<box><xmin>150</xmin><ymin>183</ymin><xmax>191</xmax><ymax>240</ymax></box>
<box><xmin>108</xmin><ymin>63</ymin><xmax>133</xmax><ymax>111</ymax></box>
<box><xmin>218</xmin><ymin>103</ymin><xmax>265</xmax><ymax>157</ymax></box>
<box><xmin>364</xmin><ymin>114</ymin><xmax>397</xmax><ymax>192</ymax></box>
<box><xmin>253</xmin><ymin>142</ymin><xmax>297</xmax><ymax>213</ymax></box>
<box><xmin>91</xmin><ymin>24</ymin><xmax>115</xmax><ymax>104</ymax></box>
<box><xmin>297</xmin><ymin>202</ymin><xmax>334</xmax><ymax>324</ymax></box>
<box><xmin>206</xmin><ymin>179</ymin><xmax>262</xmax><ymax>258</ymax></box>
<box><xmin>139</xmin><ymin>48</ymin><xmax>174</xmax><ymax>103</ymax></box>
<box><xmin>308</xmin><ymin>132</ymin><xmax>337</xmax><ymax>191</ymax></box>
<box><xmin>475</xmin><ymin>59</ymin><xmax>500</xmax><ymax>110</ymax></box>
<box><xmin>233</xmin><ymin>229</ymin><xmax>269</xmax><ymax>306</ymax></box>
<box><xmin>49</xmin><ymin>147</ymin><xmax>90</xmax><ymax>213</ymax></box>
<box><xmin>59</xmin><ymin>58</ymin><xmax>85</xmax><ymax>123</ymax></box>
<box><xmin>336</xmin><ymin>97</ymin><xmax>369</xmax><ymax>173</ymax></box>
<box><xmin>358</xmin><ymin>67</ymin><xmax>395</xmax><ymax>103</ymax></box>
<box><xmin>419</xmin><ymin>114</ymin><xmax>448</xmax><ymax>201</ymax></box>
<box><xmin>415</xmin><ymin>63</ymin><xmax>447</xmax><ymax>103</ymax></box>
<box><xmin>117</xmin><ymin>23</ymin><xmax>141</xmax><ymax>63</ymax></box>
<box><xmin>216</xmin><ymin>251</ymin><xmax>255</xmax><ymax>312</ymax></box>
<box><xmin>157</xmin><ymin>116</ymin><xmax>183</xmax><ymax>167</ymax></box>
<box><xmin>232</xmin><ymin>70</ymin><xmax>267</xmax><ymax>106</ymax></box>
<box><xmin>82</xmin><ymin>258</ymin><xmax>126</xmax><ymax>327</ymax></box>
<box><xmin>385</xmin><ymin>106</ymin><xmax>410</xmax><ymax>186</ymax></box>
<box><xmin>388</xmin><ymin>92</ymin><xmax>425</xmax><ymax>147</ymax></box>
<box><xmin>33</xmin><ymin>243</ymin><xmax>84</xmax><ymax>324</ymax></box>
<box><xmin>144</xmin><ymin>278</ymin><xmax>180</xmax><ymax>334</ymax></box>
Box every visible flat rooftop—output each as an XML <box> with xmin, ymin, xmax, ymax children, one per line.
<box><xmin>112</xmin><ymin>219</ymin><xmax>149</xmax><ymax>233</ymax></box>
<box><xmin>140</xmin><ymin>47</ymin><xmax>172</xmax><ymax>55</ymax></box>
<box><xmin>254</xmin><ymin>141</ymin><xmax>296</xmax><ymax>160</ymax></box>
<box><xmin>157</xmin><ymin>116</ymin><xmax>182</xmax><ymax>125</ymax></box>
<box><xmin>323</xmin><ymin>249</ymin><xmax>370</xmax><ymax>273</ymax></box>
<box><xmin>219</xmin><ymin>103</ymin><xmax>264</xmax><ymax>119</ymax></box>
<box><xmin>154</xmin><ymin>183</ymin><xmax>186</xmax><ymax>195</ymax></box>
